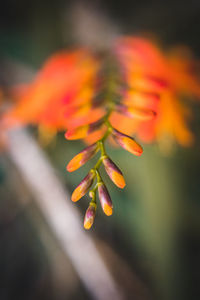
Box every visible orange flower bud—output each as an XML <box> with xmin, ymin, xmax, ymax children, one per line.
<box><xmin>87</xmin><ymin>118</ymin><xmax>104</xmax><ymax>134</ymax></box>
<box><xmin>102</xmin><ymin>156</ymin><xmax>126</xmax><ymax>188</ymax></box>
<box><xmin>117</xmin><ymin>104</ymin><xmax>156</xmax><ymax>121</ymax></box>
<box><xmin>84</xmin><ymin>202</ymin><xmax>96</xmax><ymax>230</ymax></box>
<box><xmin>65</xmin><ymin>125</ymin><xmax>89</xmax><ymax>140</ymax></box>
<box><xmin>65</xmin><ymin>118</ymin><xmax>104</xmax><ymax>140</ymax></box>
<box><xmin>71</xmin><ymin>170</ymin><xmax>95</xmax><ymax>202</ymax></box>
<box><xmin>112</xmin><ymin>129</ymin><xmax>143</xmax><ymax>156</ymax></box>
<box><xmin>67</xmin><ymin>143</ymin><xmax>98</xmax><ymax>172</ymax></box>
<box><xmin>128</xmin><ymin>107</ymin><xmax>156</xmax><ymax>120</ymax></box>
<box><xmin>98</xmin><ymin>183</ymin><xmax>113</xmax><ymax>216</ymax></box>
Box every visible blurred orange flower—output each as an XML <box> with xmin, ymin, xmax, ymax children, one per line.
<box><xmin>5</xmin><ymin>49</ymin><xmax>102</xmax><ymax>133</ymax></box>
<box><xmin>5</xmin><ymin>37</ymin><xmax>200</xmax><ymax>148</ymax></box>
<box><xmin>113</xmin><ymin>37</ymin><xmax>200</xmax><ymax>147</ymax></box>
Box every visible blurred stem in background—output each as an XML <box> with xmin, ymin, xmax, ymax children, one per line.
<box><xmin>6</xmin><ymin>128</ymin><xmax>123</xmax><ymax>300</ymax></box>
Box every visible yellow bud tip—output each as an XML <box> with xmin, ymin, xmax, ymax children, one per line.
<box><xmin>84</xmin><ymin>219</ymin><xmax>93</xmax><ymax>230</ymax></box>
<box><xmin>133</xmin><ymin>145</ymin><xmax>143</xmax><ymax>156</ymax></box>
<box><xmin>66</xmin><ymin>153</ymin><xmax>83</xmax><ymax>172</ymax></box>
<box><xmin>103</xmin><ymin>203</ymin><xmax>113</xmax><ymax>216</ymax></box>
<box><xmin>71</xmin><ymin>186</ymin><xmax>82</xmax><ymax>202</ymax></box>
<box><xmin>112</xmin><ymin>171</ymin><xmax>126</xmax><ymax>189</ymax></box>
<box><xmin>65</xmin><ymin>126</ymin><xmax>88</xmax><ymax>140</ymax></box>
<box><xmin>133</xmin><ymin>147</ymin><xmax>143</xmax><ymax>156</ymax></box>
<box><xmin>123</xmin><ymin>137</ymin><xmax>143</xmax><ymax>156</ymax></box>
<box><xmin>128</xmin><ymin>107</ymin><xmax>156</xmax><ymax>120</ymax></box>
<box><xmin>64</xmin><ymin>131</ymin><xmax>75</xmax><ymax>140</ymax></box>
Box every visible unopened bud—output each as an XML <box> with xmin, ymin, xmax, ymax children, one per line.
<box><xmin>71</xmin><ymin>170</ymin><xmax>95</xmax><ymax>202</ymax></box>
<box><xmin>117</xmin><ymin>104</ymin><xmax>156</xmax><ymax>120</ymax></box>
<box><xmin>65</xmin><ymin>118</ymin><xmax>104</xmax><ymax>140</ymax></box>
<box><xmin>67</xmin><ymin>143</ymin><xmax>98</xmax><ymax>172</ymax></box>
<box><xmin>98</xmin><ymin>183</ymin><xmax>113</xmax><ymax>216</ymax></box>
<box><xmin>102</xmin><ymin>156</ymin><xmax>126</xmax><ymax>188</ymax></box>
<box><xmin>65</xmin><ymin>125</ymin><xmax>89</xmax><ymax>140</ymax></box>
<box><xmin>84</xmin><ymin>202</ymin><xmax>96</xmax><ymax>230</ymax></box>
<box><xmin>112</xmin><ymin>129</ymin><xmax>143</xmax><ymax>156</ymax></box>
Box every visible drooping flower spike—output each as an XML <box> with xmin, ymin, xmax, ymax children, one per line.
<box><xmin>3</xmin><ymin>36</ymin><xmax>200</xmax><ymax>228</ymax></box>
<box><xmin>66</xmin><ymin>116</ymin><xmax>145</xmax><ymax>229</ymax></box>
<box><xmin>64</xmin><ymin>40</ymin><xmax>200</xmax><ymax>228</ymax></box>
<box><xmin>62</xmin><ymin>48</ymin><xmax>155</xmax><ymax>228</ymax></box>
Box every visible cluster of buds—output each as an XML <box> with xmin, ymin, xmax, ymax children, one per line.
<box><xmin>3</xmin><ymin>37</ymin><xmax>200</xmax><ymax>151</ymax></box>
<box><xmin>2</xmin><ymin>35</ymin><xmax>200</xmax><ymax>228</ymax></box>
<box><xmin>65</xmin><ymin>51</ymin><xmax>157</xmax><ymax>229</ymax></box>
<box><xmin>66</xmin><ymin>122</ymin><xmax>144</xmax><ymax>229</ymax></box>
<box><xmin>0</xmin><ymin>35</ymin><xmax>198</xmax><ymax>233</ymax></box>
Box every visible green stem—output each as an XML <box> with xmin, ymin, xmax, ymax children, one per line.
<box><xmin>89</xmin><ymin>187</ymin><xmax>97</xmax><ymax>203</ymax></box>
<box><xmin>98</xmin><ymin>140</ymin><xmax>106</xmax><ymax>156</ymax></box>
<box><xmin>87</xmin><ymin>57</ymin><xmax>122</xmax><ymax>201</ymax></box>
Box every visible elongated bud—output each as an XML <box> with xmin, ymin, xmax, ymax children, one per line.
<box><xmin>117</xmin><ymin>104</ymin><xmax>156</xmax><ymax>120</ymax></box>
<box><xmin>67</xmin><ymin>143</ymin><xmax>98</xmax><ymax>172</ymax></box>
<box><xmin>65</xmin><ymin>125</ymin><xmax>88</xmax><ymax>140</ymax></box>
<box><xmin>71</xmin><ymin>170</ymin><xmax>95</xmax><ymax>202</ymax></box>
<box><xmin>84</xmin><ymin>202</ymin><xmax>96</xmax><ymax>230</ymax></box>
<box><xmin>65</xmin><ymin>118</ymin><xmax>104</xmax><ymax>140</ymax></box>
<box><xmin>112</xmin><ymin>129</ymin><xmax>143</xmax><ymax>156</ymax></box>
<box><xmin>102</xmin><ymin>156</ymin><xmax>126</xmax><ymax>188</ymax></box>
<box><xmin>98</xmin><ymin>183</ymin><xmax>113</xmax><ymax>216</ymax></box>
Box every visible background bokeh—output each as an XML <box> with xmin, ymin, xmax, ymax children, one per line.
<box><xmin>1</xmin><ymin>1</ymin><xmax>200</xmax><ymax>299</ymax></box>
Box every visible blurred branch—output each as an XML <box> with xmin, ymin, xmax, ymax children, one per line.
<box><xmin>7</xmin><ymin>128</ymin><xmax>123</xmax><ymax>300</ymax></box>
<box><xmin>67</xmin><ymin>0</ymin><xmax>119</xmax><ymax>50</ymax></box>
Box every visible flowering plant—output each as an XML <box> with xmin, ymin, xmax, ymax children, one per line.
<box><xmin>4</xmin><ymin>36</ymin><xmax>200</xmax><ymax>229</ymax></box>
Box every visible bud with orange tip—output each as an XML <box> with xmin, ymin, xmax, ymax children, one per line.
<box><xmin>84</xmin><ymin>201</ymin><xmax>96</xmax><ymax>230</ymax></box>
<box><xmin>71</xmin><ymin>170</ymin><xmax>95</xmax><ymax>202</ymax></box>
<box><xmin>112</xmin><ymin>128</ymin><xmax>143</xmax><ymax>156</ymax></box>
<box><xmin>65</xmin><ymin>125</ymin><xmax>89</xmax><ymax>140</ymax></box>
<box><xmin>117</xmin><ymin>104</ymin><xmax>156</xmax><ymax>121</ymax></box>
<box><xmin>102</xmin><ymin>156</ymin><xmax>126</xmax><ymax>188</ymax></box>
<box><xmin>98</xmin><ymin>182</ymin><xmax>113</xmax><ymax>216</ymax></box>
<box><xmin>65</xmin><ymin>118</ymin><xmax>104</xmax><ymax>140</ymax></box>
<box><xmin>67</xmin><ymin>143</ymin><xmax>98</xmax><ymax>172</ymax></box>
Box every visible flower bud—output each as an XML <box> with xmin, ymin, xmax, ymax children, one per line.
<box><xmin>65</xmin><ymin>125</ymin><xmax>89</xmax><ymax>140</ymax></box>
<box><xmin>67</xmin><ymin>143</ymin><xmax>98</xmax><ymax>172</ymax></box>
<box><xmin>88</xmin><ymin>118</ymin><xmax>104</xmax><ymax>134</ymax></box>
<box><xmin>65</xmin><ymin>118</ymin><xmax>104</xmax><ymax>140</ymax></box>
<box><xmin>98</xmin><ymin>183</ymin><xmax>113</xmax><ymax>216</ymax></box>
<box><xmin>71</xmin><ymin>170</ymin><xmax>95</xmax><ymax>202</ymax></box>
<box><xmin>112</xmin><ymin>129</ymin><xmax>143</xmax><ymax>156</ymax></box>
<box><xmin>84</xmin><ymin>202</ymin><xmax>96</xmax><ymax>230</ymax></box>
<box><xmin>102</xmin><ymin>156</ymin><xmax>126</xmax><ymax>188</ymax></box>
<box><xmin>117</xmin><ymin>104</ymin><xmax>156</xmax><ymax>120</ymax></box>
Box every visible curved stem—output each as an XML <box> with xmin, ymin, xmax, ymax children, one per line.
<box><xmin>86</xmin><ymin>57</ymin><xmax>122</xmax><ymax>206</ymax></box>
